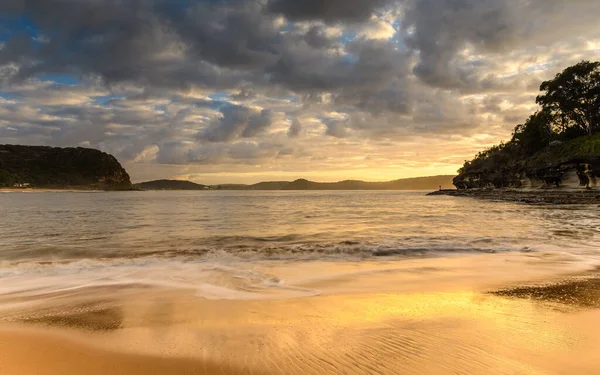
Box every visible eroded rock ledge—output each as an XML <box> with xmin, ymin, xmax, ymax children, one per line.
<box><xmin>453</xmin><ymin>157</ymin><xmax>600</xmax><ymax>191</ymax></box>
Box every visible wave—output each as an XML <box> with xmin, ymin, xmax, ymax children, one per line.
<box><xmin>0</xmin><ymin>258</ymin><xmax>321</xmax><ymax>303</ymax></box>
<box><xmin>0</xmin><ymin>240</ymin><xmax>537</xmax><ymax>266</ymax></box>
<box><xmin>0</xmin><ymin>236</ymin><xmax>545</xmax><ymax>303</ymax></box>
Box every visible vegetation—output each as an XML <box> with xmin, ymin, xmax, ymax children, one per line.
<box><xmin>458</xmin><ymin>61</ymin><xmax>600</xmax><ymax>184</ymax></box>
<box><xmin>0</xmin><ymin>145</ymin><xmax>131</xmax><ymax>190</ymax></box>
<box><xmin>525</xmin><ymin>133</ymin><xmax>600</xmax><ymax>169</ymax></box>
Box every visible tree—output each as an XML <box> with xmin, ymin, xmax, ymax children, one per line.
<box><xmin>511</xmin><ymin>111</ymin><xmax>553</xmax><ymax>156</ymax></box>
<box><xmin>536</xmin><ymin>61</ymin><xmax>600</xmax><ymax>136</ymax></box>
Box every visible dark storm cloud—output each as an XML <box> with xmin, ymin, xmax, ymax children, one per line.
<box><xmin>401</xmin><ymin>0</ymin><xmax>600</xmax><ymax>89</ymax></box>
<box><xmin>199</xmin><ymin>105</ymin><xmax>274</xmax><ymax>142</ymax></box>
<box><xmin>0</xmin><ymin>0</ymin><xmax>411</xmax><ymax>95</ymax></box>
<box><xmin>269</xmin><ymin>37</ymin><xmax>409</xmax><ymax>92</ymax></box>
<box><xmin>241</xmin><ymin>109</ymin><xmax>273</xmax><ymax>138</ymax></box>
<box><xmin>0</xmin><ymin>0</ymin><xmax>279</xmax><ymax>89</ymax></box>
<box><xmin>231</xmin><ymin>88</ymin><xmax>258</xmax><ymax>101</ymax></box>
<box><xmin>337</xmin><ymin>84</ymin><xmax>412</xmax><ymax>116</ymax></box>
<box><xmin>303</xmin><ymin>26</ymin><xmax>336</xmax><ymax>49</ymax></box>
<box><xmin>1</xmin><ymin>0</ymin><xmax>599</xmax><ymax>95</ymax></box>
<box><xmin>288</xmin><ymin>118</ymin><xmax>302</xmax><ymax>138</ymax></box>
<box><xmin>323</xmin><ymin>116</ymin><xmax>350</xmax><ymax>138</ymax></box>
<box><xmin>266</xmin><ymin>0</ymin><xmax>395</xmax><ymax>23</ymax></box>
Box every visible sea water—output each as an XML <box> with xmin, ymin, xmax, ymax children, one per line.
<box><xmin>1</xmin><ymin>190</ymin><xmax>599</xmax><ymax>300</ymax></box>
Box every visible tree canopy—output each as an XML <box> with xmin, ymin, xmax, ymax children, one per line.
<box><xmin>536</xmin><ymin>61</ymin><xmax>600</xmax><ymax>136</ymax></box>
<box><xmin>458</xmin><ymin>60</ymin><xmax>600</xmax><ymax>179</ymax></box>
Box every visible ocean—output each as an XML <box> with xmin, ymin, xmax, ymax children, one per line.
<box><xmin>1</xmin><ymin>190</ymin><xmax>599</xmax><ymax>297</ymax></box>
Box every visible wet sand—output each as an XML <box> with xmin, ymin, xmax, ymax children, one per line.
<box><xmin>0</xmin><ymin>328</ymin><xmax>263</xmax><ymax>375</ymax></box>
<box><xmin>2</xmin><ymin>254</ymin><xmax>600</xmax><ymax>375</ymax></box>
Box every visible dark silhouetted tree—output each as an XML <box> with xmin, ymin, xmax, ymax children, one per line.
<box><xmin>536</xmin><ymin>60</ymin><xmax>600</xmax><ymax>137</ymax></box>
<box><xmin>511</xmin><ymin>111</ymin><xmax>553</xmax><ymax>156</ymax></box>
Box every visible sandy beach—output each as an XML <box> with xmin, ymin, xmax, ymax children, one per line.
<box><xmin>2</xmin><ymin>254</ymin><xmax>600</xmax><ymax>375</ymax></box>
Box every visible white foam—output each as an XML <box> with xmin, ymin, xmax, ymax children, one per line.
<box><xmin>0</xmin><ymin>258</ymin><xmax>320</xmax><ymax>302</ymax></box>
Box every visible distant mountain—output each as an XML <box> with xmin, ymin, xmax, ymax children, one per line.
<box><xmin>0</xmin><ymin>144</ymin><xmax>132</xmax><ymax>190</ymax></box>
<box><xmin>210</xmin><ymin>176</ymin><xmax>455</xmax><ymax>191</ymax></box>
<box><xmin>247</xmin><ymin>181</ymin><xmax>291</xmax><ymax>190</ymax></box>
<box><xmin>280</xmin><ymin>176</ymin><xmax>455</xmax><ymax>190</ymax></box>
<box><xmin>211</xmin><ymin>184</ymin><xmax>248</xmax><ymax>190</ymax></box>
<box><xmin>134</xmin><ymin>179</ymin><xmax>207</xmax><ymax>190</ymax></box>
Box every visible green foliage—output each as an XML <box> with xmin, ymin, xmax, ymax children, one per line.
<box><xmin>525</xmin><ymin>133</ymin><xmax>600</xmax><ymax>169</ymax></box>
<box><xmin>458</xmin><ymin>60</ymin><xmax>600</xmax><ymax>182</ymax></box>
<box><xmin>512</xmin><ymin>111</ymin><xmax>553</xmax><ymax>157</ymax></box>
<box><xmin>0</xmin><ymin>169</ymin><xmax>16</xmax><ymax>186</ymax></box>
<box><xmin>536</xmin><ymin>60</ymin><xmax>600</xmax><ymax>136</ymax></box>
<box><xmin>0</xmin><ymin>145</ymin><xmax>131</xmax><ymax>189</ymax></box>
<box><xmin>458</xmin><ymin>141</ymin><xmax>520</xmax><ymax>174</ymax></box>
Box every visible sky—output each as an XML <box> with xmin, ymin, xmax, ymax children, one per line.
<box><xmin>1</xmin><ymin>0</ymin><xmax>600</xmax><ymax>184</ymax></box>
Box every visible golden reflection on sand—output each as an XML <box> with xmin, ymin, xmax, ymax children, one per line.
<box><xmin>1</xmin><ymin>255</ymin><xmax>600</xmax><ymax>375</ymax></box>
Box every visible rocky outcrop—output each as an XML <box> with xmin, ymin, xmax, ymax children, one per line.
<box><xmin>428</xmin><ymin>188</ymin><xmax>599</xmax><ymax>205</ymax></box>
<box><xmin>525</xmin><ymin>159</ymin><xmax>599</xmax><ymax>190</ymax></box>
<box><xmin>455</xmin><ymin>132</ymin><xmax>600</xmax><ymax>192</ymax></box>
<box><xmin>454</xmin><ymin>158</ymin><xmax>600</xmax><ymax>191</ymax></box>
<box><xmin>0</xmin><ymin>144</ymin><xmax>132</xmax><ymax>190</ymax></box>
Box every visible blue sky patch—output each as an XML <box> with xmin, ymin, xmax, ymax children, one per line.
<box><xmin>0</xmin><ymin>92</ymin><xmax>23</xmax><ymax>101</ymax></box>
<box><xmin>0</xmin><ymin>15</ymin><xmax>39</xmax><ymax>42</ymax></box>
<box><xmin>36</xmin><ymin>74</ymin><xmax>80</xmax><ymax>85</ymax></box>
<box><xmin>93</xmin><ymin>95</ymin><xmax>127</xmax><ymax>107</ymax></box>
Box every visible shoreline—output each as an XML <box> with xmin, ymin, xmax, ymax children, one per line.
<box><xmin>0</xmin><ymin>188</ymin><xmax>105</xmax><ymax>193</ymax></box>
<box><xmin>429</xmin><ymin>188</ymin><xmax>600</xmax><ymax>204</ymax></box>
<box><xmin>0</xmin><ymin>187</ymin><xmax>140</xmax><ymax>192</ymax></box>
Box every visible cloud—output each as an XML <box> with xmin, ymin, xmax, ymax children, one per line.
<box><xmin>402</xmin><ymin>0</ymin><xmax>600</xmax><ymax>90</ymax></box>
<box><xmin>323</xmin><ymin>114</ymin><xmax>351</xmax><ymax>138</ymax></box>
<box><xmin>0</xmin><ymin>0</ymin><xmax>279</xmax><ymax>89</ymax></box>
<box><xmin>242</xmin><ymin>109</ymin><xmax>273</xmax><ymax>138</ymax></box>
<box><xmin>266</xmin><ymin>0</ymin><xmax>396</xmax><ymax>23</ymax></box>
<box><xmin>356</xmin><ymin>17</ymin><xmax>396</xmax><ymax>40</ymax></box>
<box><xmin>199</xmin><ymin>105</ymin><xmax>274</xmax><ymax>142</ymax></box>
<box><xmin>288</xmin><ymin>118</ymin><xmax>302</xmax><ymax>138</ymax></box>
<box><xmin>1</xmin><ymin>0</ymin><xmax>600</xmax><ymax>183</ymax></box>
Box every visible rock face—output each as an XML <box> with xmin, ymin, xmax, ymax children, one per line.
<box><xmin>0</xmin><ymin>144</ymin><xmax>132</xmax><ymax>190</ymax></box>
<box><xmin>453</xmin><ymin>158</ymin><xmax>600</xmax><ymax>191</ymax></box>
<box><xmin>454</xmin><ymin>134</ymin><xmax>600</xmax><ymax>191</ymax></box>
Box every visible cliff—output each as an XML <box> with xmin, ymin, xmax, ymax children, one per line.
<box><xmin>0</xmin><ymin>145</ymin><xmax>132</xmax><ymax>190</ymax></box>
<box><xmin>453</xmin><ymin>134</ymin><xmax>600</xmax><ymax>191</ymax></box>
